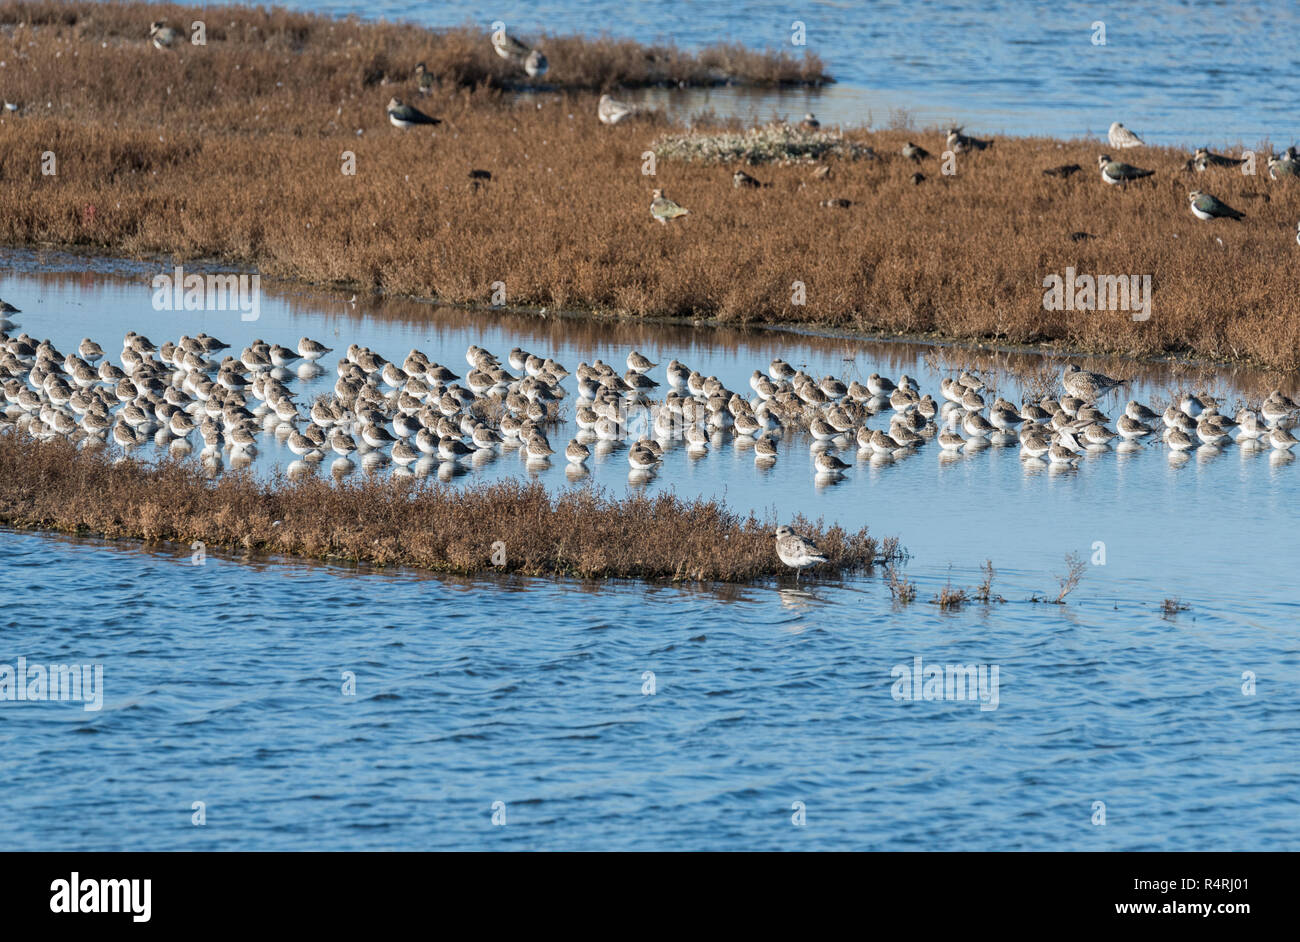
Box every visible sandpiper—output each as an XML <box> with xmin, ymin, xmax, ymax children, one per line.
<box><xmin>937</xmin><ymin>429</ymin><xmax>966</xmax><ymax>450</ymax></box>
<box><xmin>1117</xmin><ymin>415</ymin><xmax>1154</xmax><ymax>440</ymax></box>
<box><xmin>440</xmin><ymin>435</ymin><xmax>475</xmax><ymax>461</ymax></box>
<box><xmin>1020</xmin><ymin>428</ymin><xmax>1051</xmax><ymax>458</ymax></box>
<box><xmin>627</xmin><ymin>350</ymin><xmax>657</xmax><ymax>373</ymax></box>
<box><xmin>298</xmin><ymin>337</ymin><xmax>332</xmax><ymax>361</ymax></box>
<box><xmin>1107</xmin><ymin>122</ymin><xmax>1145</xmax><ymax>149</ymax></box>
<box><xmin>814</xmin><ymin>452</ymin><xmax>850</xmax><ymax>475</ymax></box>
<box><xmin>329</xmin><ymin>431</ymin><xmax>356</xmax><ymax>458</ymax></box>
<box><xmin>1048</xmin><ymin>431</ymin><xmax>1081</xmax><ymax>465</ymax></box>
<box><xmin>774</xmin><ymin>525</ymin><xmax>827</xmax><ymax>581</ymax></box>
<box><xmin>1269</xmin><ymin>426</ymin><xmax>1299</xmax><ymax>450</ymax></box>
<box><xmin>565</xmin><ymin>439</ymin><xmax>590</xmax><ymax>464</ymax></box>
<box><xmin>650</xmin><ymin>189</ymin><xmax>689</xmax><ymax>224</ymax></box>
<box><xmin>391</xmin><ymin>440</ymin><xmax>419</xmax><ymax>466</ymax></box>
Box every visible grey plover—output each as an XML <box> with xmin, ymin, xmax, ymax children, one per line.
<box><xmin>1062</xmin><ymin>363</ymin><xmax>1124</xmax><ymax>400</ymax></box>
<box><xmin>1107</xmin><ymin>122</ymin><xmax>1145</xmax><ymax>149</ymax></box>
<box><xmin>774</xmin><ymin>525</ymin><xmax>827</xmax><ymax>581</ymax></box>
<box><xmin>650</xmin><ymin>189</ymin><xmax>689</xmax><ymax>224</ymax></box>
<box><xmin>597</xmin><ymin>94</ymin><xmax>638</xmax><ymax>125</ymax></box>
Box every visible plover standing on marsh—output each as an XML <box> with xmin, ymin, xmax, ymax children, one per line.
<box><xmin>650</xmin><ymin>189</ymin><xmax>690</xmax><ymax>224</ymax></box>
<box><xmin>1107</xmin><ymin>122</ymin><xmax>1145</xmax><ymax>149</ymax></box>
<box><xmin>597</xmin><ymin>94</ymin><xmax>639</xmax><ymax>125</ymax></box>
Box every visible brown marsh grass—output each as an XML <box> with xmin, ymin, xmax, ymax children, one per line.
<box><xmin>0</xmin><ymin>2</ymin><xmax>827</xmax><ymax>91</ymax></box>
<box><xmin>0</xmin><ymin>433</ymin><xmax>886</xmax><ymax>582</ymax></box>
<box><xmin>1</xmin><ymin>3</ymin><xmax>1299</xmax><ymax>368</ymax></box>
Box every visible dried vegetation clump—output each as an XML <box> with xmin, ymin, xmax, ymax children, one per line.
<box><xmin>0</xmin><ymin>433</ymin><xmax>883</xmax><ymax>583</ymax></box>
<box><xmin>652</xmin><ymin>122</ymin><xmax>876</xmax><ymax>165</ymax></box>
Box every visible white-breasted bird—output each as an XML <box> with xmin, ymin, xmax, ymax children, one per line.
<box><xmin>386</xmin><ymin>97</ymin><xmax>441</xmax><ymax>130</ymax></box>
<box><xmin>650</xmin><ymin>189</ymin><xmax>689</xmax><ymax>224</ymax></box>
<box><xmin>1188</xmin><ymin>190</ymin><xmax>1244</xmax><ymax>221</ymax></box>
<box><xmin>1107</xmin><ymin>122</ymin><xmax>1145</xmax><ymax>149</ymax></box>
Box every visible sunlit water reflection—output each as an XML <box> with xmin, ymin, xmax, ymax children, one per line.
<box><xmin>1</xmin><ymin>249</ymin><xmax>1296</xmax><ymax>850</ymax></box>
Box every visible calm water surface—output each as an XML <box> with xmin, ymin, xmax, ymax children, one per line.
<box><xmin>268</xmin><ymin>0</ymin><xmax>1299</xmax><ymax>146</ymax></box>
<box><xmin>1</xmin><ymin>252</ymin><xmax>1297</xmax><ymax>850</ymax></box>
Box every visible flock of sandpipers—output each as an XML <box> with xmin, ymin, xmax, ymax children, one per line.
<box><xmin>3</xmin><ymin>301</ymin><xmax>1299</xmax><ymax>574</ymax></box>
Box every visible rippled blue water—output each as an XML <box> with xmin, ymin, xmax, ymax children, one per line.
<box><xmin>5</xmin><ymin>531</ymin><xmax>1297</xmax><ymax>851</ymax></box>
<box><xmin>2</xmin><ymin>252</ymin><xmax>1299</xmax><ymax>849</ymax></box>
<box><xmin>268</xmin><ymin>0</ymin><xmax>1299</xmax><ymax>145</ymax></box>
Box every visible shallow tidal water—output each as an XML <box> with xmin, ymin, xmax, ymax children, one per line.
<box><xmin>1</xmin><ymin>251</ymin><xmax>1298</xmax><ymax>850</ymax></box>
<box><xmin>280</xmin><ymin>0</ymin><xmax>1299</xmax><ymax>146</ymax></box>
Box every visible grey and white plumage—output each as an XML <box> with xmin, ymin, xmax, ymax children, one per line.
<box><xmin>650</xmin><ymin>189</ymin><xmax>689</xmax><ymax>224</ymax></box>
<box><xmin>597</xmin><ymin>94</ymin><xmax>639</xmax><ymax>126</ymax></box>
<box><xmin>491</xmin><ymin>28</ymin><xmax>547</xmax><ymax>78</ymax></box>
<box><xmin>1063</xmin><ymin>364</ymin><xmax>1124</xmax><ymax>400</ymax></box>
<box><xmin>774</xmin><ymin>525</ymin><xmax>827</xmax><ymax>577</ymax></box>
<box><xmin>1107</xmin><ymin>122</ymin><xmax>1145</xmax><ymax>149</ymax></box>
